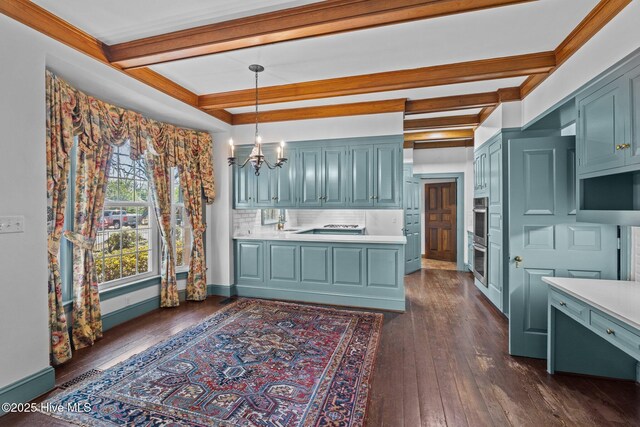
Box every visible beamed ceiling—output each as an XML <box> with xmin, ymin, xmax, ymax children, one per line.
<box><xmin>3</xmin><ymin>0</ymin><xmax>632</xmax><ymax>148</ymax></box>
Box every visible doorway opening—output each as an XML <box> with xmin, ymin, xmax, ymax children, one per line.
<box><xmin>424</xmin><ymin>180</ymin><xmax>457</xmax><ymax>270</ymax></box>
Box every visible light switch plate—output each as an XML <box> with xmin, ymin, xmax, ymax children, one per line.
<box><xmin>0</xmin><ymin>216</ymin><xmax>25</xmax><ymax>234</ymax></box>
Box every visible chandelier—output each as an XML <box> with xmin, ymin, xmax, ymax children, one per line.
<box><xmin>227</xmin><ymin>64</ymin><xmax>287</xmax><ymax>176</ymax></box>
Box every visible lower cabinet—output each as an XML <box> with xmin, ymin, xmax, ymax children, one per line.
<box><xmin>234</xmin><ymin>240</ymin><xmax>405</xmax><ymax>311</ymax></box>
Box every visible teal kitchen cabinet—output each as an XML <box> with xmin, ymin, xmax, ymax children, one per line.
<box><xmin>298</xmin><ymin>147</ymin><xmax>323</xmax><ymax>207</ymax></box>
<box><xmin>576</xmin><ymin>77</ymin><xmax>627</xmax><ymax>175</ymax></box>
<box><xmin>575</xmin><ymin>53</ymin><xmax>640</xmax><ymax>224</ymax></box>
<box><xmin>473</xmin><ymin>144</ymin><xmax>488</xmax><ymax>197</ymax></box>
<box><xmin>374</xmin><ymin>143</ymin><xmax>401</xmax><ymax>206</ymax></box>
<box><xmin>233</xmin><ymin>136</ymin><xmax>402</xmax><ymax>209</ymax></box>
<box><xmin>235</xmin><ymin>241</ymin><xmax>264</xmax><ymax>285</ymax></box>
<box><xmin>322</xmin><ymin>146</ymin><xmax>347</xmax><ymax>206</ymax></box>
<box><xmin>348</xmin><ymin>145</ymin><xmax>374</xmax><ymax>207</ymax></box>
<box><xmin>234</xmin><ymin>239</ymin><xmax>405</xmax><ymax>311</ymax></box>
<box><xmin>273</xmin><ymin>147</ymin><xmax>297</xmax><ymax>207</ymax></box>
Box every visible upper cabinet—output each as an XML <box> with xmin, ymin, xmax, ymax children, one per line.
<box><xmin>577</xmin><ymin>62</ymin><xmax>640</xmax><ymax>177</ymax></box>
<box><xmin>576</xmin><ymin>54</ymin><xmax>640</xmax><ymax>225</ymax></box>
<box><xmin>233</xmin><ymin>136</ymin><xmax>402</xmax><ymax>209</ymax></box>
<box><xmin>474</xmin><ymin>144</ymin><xmax>488</xmax><ymax>197</ymax></box>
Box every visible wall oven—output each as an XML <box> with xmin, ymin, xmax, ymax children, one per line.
<box><xmin>472</xmin><ymin>197</ymin><xmax>488</xmax><ymax>286</ymax></box>
<box><xmin>473</xmin><ymin>244</ymin><xmax>488</xmax><ymax>286</ymax></box>
<box><xmin>473</xmin><ymin>197</ymin><xmax>488</xmax><ymax>246</ymax></box>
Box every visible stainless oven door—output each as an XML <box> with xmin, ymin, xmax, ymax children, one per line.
<box><xmin>473</xmin><ymin>207</ymin><xmax>488</xmax><ymax>246</ymax></box>
<box><xmin>472</xmin><ymin>244</ymin><xmax>487</xmax><ymax>286</ymax></box>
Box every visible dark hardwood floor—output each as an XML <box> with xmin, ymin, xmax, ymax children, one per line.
<box><xmin>2</xmin><ymin>268</ymin><xmax>639</xmax><ymax>426</ymax></box>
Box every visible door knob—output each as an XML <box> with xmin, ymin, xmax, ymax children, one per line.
<box><xmin>514</xmin><ymin>255</ymin><xmax>523</xmax><ymax>268</ymax></box>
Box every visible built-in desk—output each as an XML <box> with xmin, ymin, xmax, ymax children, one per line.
<box><xmin>544</xmin><ymin>277</ymin><xmax>640</xmax><ymax>382</ymax></box>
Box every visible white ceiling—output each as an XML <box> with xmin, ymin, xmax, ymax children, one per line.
<box><xmin>32</xmin><ymin>0</ymin><xmax>600</xmax><ymax>115</ymax></box>
<box><xmin>32</xmin><ymin>0</ymin><xmax>321</xmax><ymax>44</ymax></box>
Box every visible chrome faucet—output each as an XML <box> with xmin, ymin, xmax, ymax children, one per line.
<box><xmin>276</xmin><ymin>215</ymin><xmax>286</xmax><ymax>231</ymax></box>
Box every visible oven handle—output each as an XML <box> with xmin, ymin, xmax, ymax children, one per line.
<box><xmin>473</xmin><ymin>244</ymin><xmax>487</xmax><ymax>253</ymax></box>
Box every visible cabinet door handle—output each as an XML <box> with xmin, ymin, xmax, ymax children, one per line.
<box><xmin>606</xmin><ymin>328</ymin><xmax>615</xmax><ymax>335</ymax></box>
<box><xmin>616</xmin><ymin>143</ymin><xmax>631</xmax><ymax>150</ymax></box>
<box><xmin>559</xmin><ymin>301</ymin><xmax>567</xmax><ymax>307</ymax></box>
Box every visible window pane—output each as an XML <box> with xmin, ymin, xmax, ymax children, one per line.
<box><xmin>103</xmin><ymin>256</ymin><xmax>121</xmax><ymax>282</ymax></box>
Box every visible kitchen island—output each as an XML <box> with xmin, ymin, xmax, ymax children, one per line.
<box><xmin>233</xmin><ymin>228</ymin><xmax>406</xmax><ymax>311</ymax></box>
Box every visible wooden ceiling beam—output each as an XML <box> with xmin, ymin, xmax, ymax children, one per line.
<box><xmin>232</xmin><ymin>99</ymin><xmax>406</xmax><ymax>125</ymax></box>
<box><xmin>413</xmin><ymin>139</ymin><xmax>475</xmax><ymax>149</ymax></box>
<box><xmin>107</xmin><ymin>0</ymin><xmax>533</xmax><ymax>69</ymax></box>
<box><xmin>404</xmin><ymin>129</ymin><xmax>475</xmax><ymax>142</ymax></box>
<box><xmin>404</xmin><ymin>85</ymin><xmax>522</xmax><ymax>115</ymax></box>
<box><xmin>198</xmin><ymin>53</ymin><xmax>554</xmax><ymax>109</ymax></box>
<box><xmin>404</xmin><ymin>114</ymin><xmax>480</xmax><ymax>130</ymax></box>
<box><xmin>520</xmin><ymin>0</ymin><xmax>631</xmax><ymax>97</ymax></box>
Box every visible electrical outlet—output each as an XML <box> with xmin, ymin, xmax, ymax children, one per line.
<box><xmin>0</xmin><ymin>216</ymin><xmax>25</xmax><ymax>234</ymax></box>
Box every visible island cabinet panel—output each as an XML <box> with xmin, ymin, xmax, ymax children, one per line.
<box><xmin>332</xmin><ymin>247</ymin><xmax>365</xmax><ymax>286</ymax></box>
<box><xmin>232</xmin><ymin>136</ymin><xmax>403</xmax><ymax>209</ymax></box>
<box><xmin>366</xmin><ymin>248</ymin><xmax>400</xmax><ymax>288</ymax></box>
<box><xmin>300</xmin><ymin>245</ymin><xmax>330</xmax><ymax>284</ymax></box>
<box><xmin>234</xmin><ymin>239</ymin><xmax>405</xmax><ymax>311</ymax></box>
<box><xmin>268</xmin><ymin>243</ymin><xmax>298</xmax><ymax>282</ymax></box>
<box><xmin>236</xmin><ymin>241</ymin><xmax>264</xmax><ymax>285</ymax></box>
<box><xmin>348</xmin><ymin>145</ymin><xmax>375</xmax><ymax>207</ymax></box>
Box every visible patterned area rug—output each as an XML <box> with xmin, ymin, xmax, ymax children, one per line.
<box><xmin>39</xmin><ymin>299</ymin><xmax>383</xmax><ymax>426</ymax></box>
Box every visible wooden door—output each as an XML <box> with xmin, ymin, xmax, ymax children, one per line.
<box><xmin>424</xmin><ymin>182</ymin><xmax>457</xmax><ymax>262</ymax></box>
<box><xmin>508</xmin><ymin>136</ymin><xmax>617</xmax><ymax>359</ymax></box>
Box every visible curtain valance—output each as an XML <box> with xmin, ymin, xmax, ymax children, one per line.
<box><xmin>45</xmin><ymin>70</ymin><xmax>215</xmax><ymax>203</ymax></box>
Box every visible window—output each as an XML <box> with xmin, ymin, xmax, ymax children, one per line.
<box><xmin>172</xmin><ymin>168</ymin><xmax>192</xmax><ymax>271</ymax></box>
<box><xmin>93</xmin><ymin>143</ymin><xmax>157</xmax><ymax>286</ymax></box>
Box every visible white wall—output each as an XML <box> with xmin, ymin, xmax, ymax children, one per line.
<box><xmin>522</xmin><ymin>1</ymin><xmax>640</xmax><ymax>126</ymax></box>
<box><xmin>0</xmin><ymin>14</ymin><xmax>228</xmax><ymax>390</ymax></box>
<box><xmin>411</xmin><ymin>147</ymin><xmax>474</xmax><ymax>263</ymax></box>
<box><xmin>231</xmin><ymin>113</ymin><xmax>404</xmax><ymax>143</ymax></box>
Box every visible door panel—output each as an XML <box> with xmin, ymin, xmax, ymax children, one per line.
<box><xmin>301</xmin><ymin>246</ymin><xmax>329</xmax><ymax>284</ymax></box>
<box><xmin>349</xmin><ymin>146</ymin><xmax>374</xmax><ymax>207</ymax></box>
<box><xmin>269</xmin><ymin>244</ymin><xmax>298</xmax><ymax>282</ymax></box>
<box><xmin>425</xmin><ymin>182</ymin><xmax>457</xmax><ymax>262</ymax></box>
<box><xmin>275</xmin><ymin>149</ymin><xmax>295</xmax><ymax>207</ymax></box>
<box><xmin>628</xmin><ymin>65</ymin><xmax>640</xmax><ymax>165</ymax></box>
<box><xmin>254</xmin><ymin>167</ymin><xmax>274</xmax><ymax>207</ymax></box>
<box><xmin>299</xmin><ymin>148</ymin><xmax>322</xmax><ymax>207</ymax></box>
<box><xmin>509</xmin><ymin>136</ymin><xmax>618</xmax><ymax>359</ymax></box>
<box><xmin>234</xmin><ymin>150</ymin><xmax>253</xmax><ymax>208</ymax></box>
<box><xmin>375</xmin><ymin>144</ymin><xmax>398</xmax><ymax>206</ymax></box>
<box><xmin>404</xmin><ymin>174</ymin><xmax>421</xmax><ymax>274</ymax></box>
<box><xmin>323</xmin><ymin>146</ymin><xmax>346</xmax><ymax>206</ymax></box>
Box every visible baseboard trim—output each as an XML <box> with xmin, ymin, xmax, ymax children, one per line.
<box><xmin>235</xmin><ymin>285</ymin><xmax>405</xmax><ymax>312</ymax></box>
<box><xmin>102</xmin><ymin>296</ymin><xmax>161</xmax><ymax>332</ymax></box>
<box><xmin>207</xmin><ymin>284</ymin><xmax>235</xmax><ymax>298</ymax></box>
<box><xmin>0</xmin><ymin>367</ymin><xmax>55</xmax><ymax>416</ymax></box>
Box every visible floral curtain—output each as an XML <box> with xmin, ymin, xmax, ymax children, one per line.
<box><xmin>178</xmin><ymin>130</ymin><xmax>207</xmax><ymax>301</ymax></box>
<box><xmin>45</xmin><ymin>70</ymin><xmax>216</xmax><ymax>364</ymax></box>
<box><xmin>46</xmin><ymin>72</ymin><xmax>74</xmax><ymax>365</ymax></box>
<box><xmin>147</xmin><ymin>149</ymin><xmax>180</xmax><ymax>307</ymax></box>
<box><xmin>64</xmin><ymin>140</ymin><xmax>113</xmax><ymax>348</ymax></box>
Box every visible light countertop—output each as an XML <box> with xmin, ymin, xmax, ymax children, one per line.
<box><xmin>233</xmin><ymin>226</ymin><xmax>406</xmax><ymax>245</ymax></box>
<box><xmin>542</xmin><ymin>277</ymin><xmax>640</xmax><ymax>331</ymax></box>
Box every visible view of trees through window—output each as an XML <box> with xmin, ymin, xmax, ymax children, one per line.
<box><xmin>94</xmin><ymin>144</ymin><xmax>153</xmax><ymax>284</ymax></box>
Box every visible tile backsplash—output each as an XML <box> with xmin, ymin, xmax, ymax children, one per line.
<box><xmin>232</xmin><ymin>209</ymin><xmax>403</xmax><ymax>236</ymax></box>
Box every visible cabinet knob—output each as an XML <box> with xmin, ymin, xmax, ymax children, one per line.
<box><xmin>616</xmin><ymin>143</ymin><xmax>631</xmax><ymax>150</ymax></box>
<box><xmin>559</xmin><ymin>301</ymin><xmax>567</xmax><ymax>307</ymax></box>
<box><xmin>606</xmin><ymin>328</ymin><xmax>615</xmax><ymax>335</ymax></box>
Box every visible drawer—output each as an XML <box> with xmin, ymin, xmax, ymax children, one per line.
<box><xmin>589</xmin><ymin>310</ymin><xmax>640</xmax><ymax>360</ymax></box>
<box><xmin>550</xmin><ymin>290</ymin><xmax>588</xmax><ymax>322</ymax></box>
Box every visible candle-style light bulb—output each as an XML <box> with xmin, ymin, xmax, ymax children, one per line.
<box><xmin>256</xmin><ymin>135</ymin><xmax>262</xmax><ymax>144</ymax></box>
<box><xmin>280</xmin><ymin>140</ymin><xmax>285</xmax><ymax>159</ymax></box>
<box><xmin>229</xmin><ymin>138</ymin><xmax>234</xmax><ymax>157</ymax></box>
